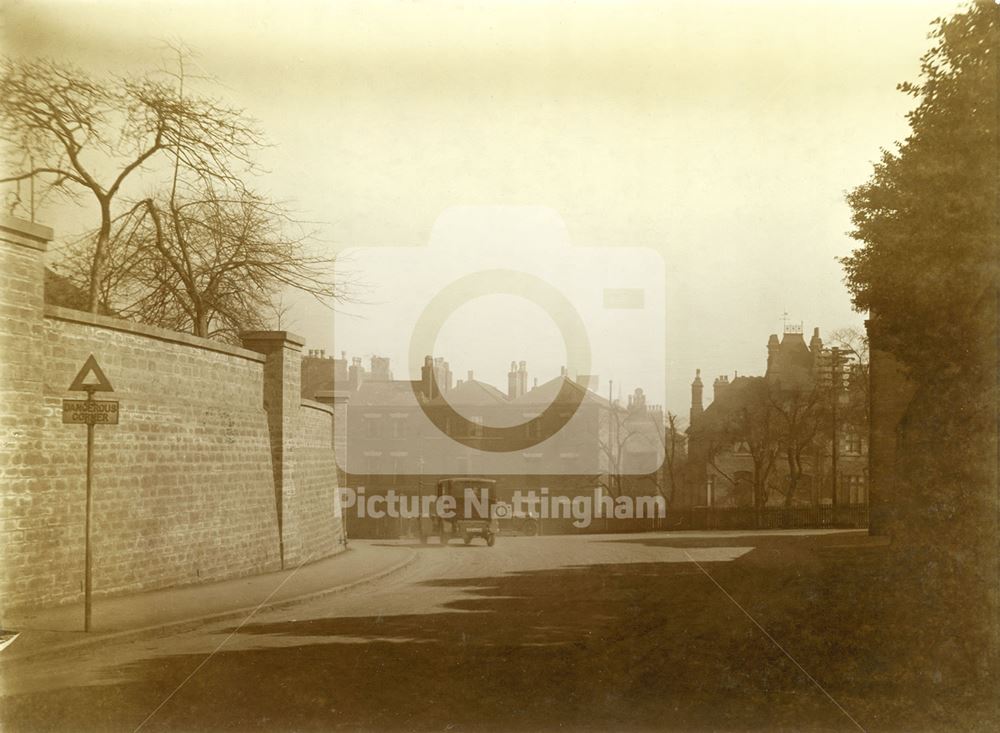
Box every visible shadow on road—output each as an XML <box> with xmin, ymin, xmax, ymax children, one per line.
<box><xmin>2</xmin><ymin>534</ymin><xmax>993</xmax><ymax>732</ymax></box>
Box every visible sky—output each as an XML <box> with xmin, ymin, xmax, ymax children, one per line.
<box><xmin>3</xmin><ymin>0</ymin><xmax>963</xmax><ymax>416</ymax></box>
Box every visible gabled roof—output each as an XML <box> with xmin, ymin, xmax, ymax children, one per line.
<box><xmin>352</xmin><ymin>380</ymin><xmax>422</xmax><ymax>407</ymax></box>
<box><xmin>427</xmin><ymin>379</ymin><xmax>509</xmax><ymax>407</ymax></box>
<box><xmin>514</xmin><ymin>375</ymin><xmax>613</xmax><ymax>409</ymax></box>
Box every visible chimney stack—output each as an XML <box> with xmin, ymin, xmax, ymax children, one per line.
<box><xmin>690</xmin><ymin>369</ymin><xmax>704</xmax><ymax>425</ymax></box>
<box><xmin>349</xmin><ymin>356</ymin><xmax>365</xmax><ymax>390</ymax></box>
<box><xmin>767</xmin><ymin>333</ymin><xmax>780</xmax><ymax>370</ymax></box>
<box><xmin>508</xmin><ymin>360</ymin><xmax>529</xmax><ymax>399</ymax></box>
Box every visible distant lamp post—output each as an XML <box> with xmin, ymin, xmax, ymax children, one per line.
<box><xmin>829</xmin><ymin>347</ymin><xmax>850</xmax><ymax>512</ymax></box>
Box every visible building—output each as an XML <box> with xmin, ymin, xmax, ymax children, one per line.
<box><xmin>685</xmin><ymin>326</ymin><xmax>868</xmax><ymax>514</ymax></box>
<box><xmin>301</xmin><ymin>350</ymin><xmax>395</xmax><ymax>395</ymax></box>
<box><xmin>301</xmin><ymin>354</ymin><xmax>668</xmax><ymax>536</ymax></box>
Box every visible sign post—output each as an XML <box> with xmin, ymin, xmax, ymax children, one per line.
<box><xmin>63</xmin><ymin>354</ymin><xmax>117</xmax><ymax>632</ymax></box>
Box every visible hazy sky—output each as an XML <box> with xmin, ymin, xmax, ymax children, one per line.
<box><xmin>4</xmin><ymin>0</ymin><xmax>962</xmax><ymax>415</ymax></box>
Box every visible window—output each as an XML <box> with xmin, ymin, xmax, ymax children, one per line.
<box><xmin>365</xmin><ymin>418</ymin><xmax>381</xmax><ymax>438</ymax></box>
<box><xmin>468</xmin><ymin>416</ymin><xmax>484</xmax><ymax>437</ymax></box>
<box><xmin>845</xmin><ymin>475</ymin><xmax>866</xmax><ymax>504</ymax></box>
<box><xmin>391</xmin><ymin>419</ymin><xmax>405</xmax><ymax>438</ymax></box>
<box><xmin>843</xmin><ymin>433</ymin><xmax>863</xmax><ymax>454</ymax></box>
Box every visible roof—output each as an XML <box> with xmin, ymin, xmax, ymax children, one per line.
<box><xmin>351</xmin><ymin>380</ymin><xmax>423</xmax><ymax>407</ymax></box>
<box><xmin>766</xmin><ymin>331</ymin><xmax>815</xmax><ymax>389</ymax></box>
<box><xmin>513</xmin><ymin>375</ymin><xmax>613</xmax><ymax>409</ymax></box>
<box><xmin>428</xmin><ymin>379</ymin><xmax>509</xmax><ymax>407</ymax></box>
<box><xmin>691</xmin><ymin>375</ymin><xmax>765</xmax><ymax>434</ymax></box>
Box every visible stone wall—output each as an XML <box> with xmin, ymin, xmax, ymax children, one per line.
<box><xmin>0</xmin><ymin>216</ymin><xmax>345</xmax><ymax>615</ymax></box>
<box><xmin>0</xmin><ymin>218</ymin><xmax>51</xmax><ymax>612</ymax></box>
<box><xmin>293</xmin><ymin>400</ymin><xmax>345</xmax><ymax>561</ymax></box>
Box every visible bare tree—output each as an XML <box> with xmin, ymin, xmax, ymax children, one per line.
<box><xmin>827</xmin><ymin>326</ymin><xmax>870</xmax><ymax>425</ymax></box>
<box><xmin>597</xmin><ymin>399</ymin><xmax>663</xmax><ymax>499</ymax></box>
<box><xmin>659</xmin><ymin>412</ymin><xmax>686</xmax><ymax>507</ymax></box>
<box><xmin>768</xmin><ymin>382</ymin><xmax>825</xmax><ymax>508</ymax></box>
<box><xmin>725</xmin><ymin>381</ymin><xmax>780</xmax><ymax>516</ymax></box>
<box><xmin>0</xmin><ymin>55</ymin><xmax>261</xmax><ymax>311</ymax></box>
<box><xmin>58</xmin><ymin>188</ymin><xmax>340</xmax><ymax>340</ymax></box>
<box><xmin>264</xmin><ymin>291</ymin><xmax>296</xmax><ymax>331</ymax></box>
<box><xmin>596</xmin><ymin>402</ymin><xmax>634</xmax><ymax>499</ymax></box>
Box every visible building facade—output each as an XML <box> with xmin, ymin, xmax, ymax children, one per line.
<box><xmin>685</xmin><ymin>326</ymin><xmax>868</xmax><ymax>513</ymax></box>
<box><xmin>301</xmin><ymin>354</ymin><xmax>669</xmax><ymax>535</ymax></box>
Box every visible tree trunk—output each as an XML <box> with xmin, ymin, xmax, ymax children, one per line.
<box><xmin>88</xmin><ymin>197</ymin><xmax>112</xmax><ymax>312</ymax></box>
<box><xmin>193</xmin><ymin>309</ymin><xmax>209</xmax><ymax>338</ymax></box>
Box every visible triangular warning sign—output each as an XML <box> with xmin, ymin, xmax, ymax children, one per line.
<box><xmin>69</xmin><ymin>354</ymin><xmax>114</xmax><ymax>393</ymax></box>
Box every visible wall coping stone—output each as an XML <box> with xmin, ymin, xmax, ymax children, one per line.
<box><xmin>45</xmin><ymin>304</ymin><xmax>267</xmax><ymax>363</ymax></box>
<box><xmin>1</xmin><ymin>215</ymin><xmax>53</xmax><ymax>251</ymax></box>
<box><xmin>314</xmin><ymin>389</ymin><xmax>351</xmax><ymax>406</ymax></box>
<box><xmin>239</xmin><ymin>330</ymin><xmax>306</xmax><ymax>354</ymax></box>
<box><xmin>301</xmin><ymin>398</ymin><xmax>335</xmax><ymax>416</ymax></box>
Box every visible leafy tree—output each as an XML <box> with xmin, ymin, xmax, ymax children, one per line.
<box><xmin>841</xmin><ymin>1</ymin><xmax>998</xmax><ymax>384</ymax></box>
<box><xmin>841</xmin><ymin>2</ymin><xmax>998</xmax><ymax>688</ymax></box>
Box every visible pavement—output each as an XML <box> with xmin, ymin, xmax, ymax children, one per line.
<box><xmin>0</xmin><ymin>541</ymin><xmax>416</xmax><ymax>662</ymax></box>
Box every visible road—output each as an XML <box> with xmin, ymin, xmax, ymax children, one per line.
<box><xmin>0</xmin><ymin>531</ymin><xmax>961</xmax><ymax>731</ymax></box>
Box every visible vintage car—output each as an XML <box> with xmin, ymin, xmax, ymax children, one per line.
<box><xmin>419</xmin><ymin>477</ymin><xmax>499</xmax><ymax>546</ymax></box>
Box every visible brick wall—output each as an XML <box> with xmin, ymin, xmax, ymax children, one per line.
<box><xmin>0</xmin><ymin>216</ymin><xmax>345</xmax><ymax>615</ymax></box>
